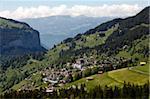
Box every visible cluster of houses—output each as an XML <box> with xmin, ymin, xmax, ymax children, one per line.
<box><xmin>72</xmin><ymin>58</ymin><xmax>86</xmax><ymax>70</ymax></box>
<box><xmin>41</xmin><ymin>67</ymin><xmax>73</xmax><ymax>86</ymax></box>
<box><xmin>21</xmin><ymin>55</ymin><xmax>147</xmax><ymax>93</ymax></box>
<box><xmin>71</xmin><ymin>56</ymin><xmax>129</xmax><ymax>71</ymax></box>
<box><xmin>71</xmin><ymin>57</ymin><xmax>98</xmax><ymax>70</ymax></box>
<box><xmin>40</xmin><ymin>57</ymin><xmax>130</xmax><ymax>90</ymax></box>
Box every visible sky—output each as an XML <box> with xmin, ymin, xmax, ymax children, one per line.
<box><xmin>0</xmin><ymin>0</ymin><xmax>149</xmax><ymax>19</ymax></box>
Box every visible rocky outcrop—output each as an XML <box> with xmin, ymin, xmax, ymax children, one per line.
<box><xmin>0</xmin><ymin>17</ymin><xmax>46</xmax><ymax>56</ymax></box>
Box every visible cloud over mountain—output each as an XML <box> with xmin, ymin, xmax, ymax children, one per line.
<box><xmin>0</xmin><ymin>4</ymin><xmax>142</xmax><ymax>19</ymax></box>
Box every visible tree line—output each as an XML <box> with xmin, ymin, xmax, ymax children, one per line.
<box><xmin>1</xmin><ymin>81</ymin><xmax>149</xmax><ymax>99</ymax></box>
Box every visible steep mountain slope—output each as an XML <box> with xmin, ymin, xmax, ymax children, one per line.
<box><xmin>58</xmin><ymin>6</ymin><xmax>149</xmax><ymax>59</ymax></box>
<box><xmin>0</xmin><ymin>17</ymin><xmax>47</xmax><ymax>92</ymax></box>
<box><xmin>0</xmin><ymin>17</ymin><xmax>46</xmax><ymax>56</ymax></box>
<box><xmin>22</xmin><ymin>16</ymin><xmax>112</xmax><ymax>48</ymax></box>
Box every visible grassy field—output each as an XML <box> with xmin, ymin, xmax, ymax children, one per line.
<box><xmin>62</xmin><ymin>73</ymin><xmax>122</xmax><ymax>90</ymax></box>
<box><xmin>11</xmin><ymin>72</ymin><xmax>43</xmax><ymax>90</ymax></box>
<box><xmin>62</xmin><ymin>65</ymin><xmax>149</xmax><ymax>90</ymax></box>
<box><xmin>12</xmin><ymin>80</ymin><xmax>28</xmax><ymax>90</ymax></box>
<box><xmin>108</xmin><ymin>68</ymin><xmax>149</xmax><ymax>85</ymax></box>
<box><xmin>75</xmin><ymin>26</ymin><xmax>117</xmax><ymax>49</ymax></box>
<box><xmin>117</xmin><ymin>37</ymin><xmax>149</xmax><ymax>61</ymax></box>
<box><xmin>132</xmin><ymin>64</ymin><xmax>149</xmax><ymax>74</ymax></box>
<box><xmin>117</xmin><ymin>51</ymin><xmax>131</xmax><ymax>58</ymax></box>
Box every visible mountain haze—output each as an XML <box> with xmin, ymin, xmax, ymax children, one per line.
<box><xmin>22</xmin><ymin>16</ymin><xmax>112</xmax><ymax>48</ymax></box>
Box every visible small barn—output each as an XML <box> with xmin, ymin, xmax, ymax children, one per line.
<box><xmin>98</xmin><ymin>71</ymin><xmax>103</xmax><ymax>74</ymax></box>
<box><xmin>86</xmin><ymin>77</ymin><xmax>94</xmax><ymax>81</ymax></box>
<box><xmin>140</xmin><ymin>62</ymin><xmax>146</xmax><ymax>66</ymax></box>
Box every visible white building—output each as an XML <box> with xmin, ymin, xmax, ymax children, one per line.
<box><xmin>43</xmin><ymin>78</ymin><xmax>58</xmax><ymax>84</ymax></box>
<box><xmin>72</xmin><ymin>63</ymin><xmax>82</xmax><ymax>69</ymax></box>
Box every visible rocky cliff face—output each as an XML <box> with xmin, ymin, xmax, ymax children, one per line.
<box><xmin>0</xmin><ymin>17</ymin><xmax>46</xmax><ymax>56</ymax></box>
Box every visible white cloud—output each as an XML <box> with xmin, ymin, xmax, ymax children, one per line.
<box><xmin>0</xmin><ymin>4</ymin><xmax>142</xmax><ymax>19</ymax></box>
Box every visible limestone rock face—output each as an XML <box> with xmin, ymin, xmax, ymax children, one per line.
<box><xmin>0</xmin><ymin>17</ymin><xmax>46</xmax><ymax>56</ymax></box>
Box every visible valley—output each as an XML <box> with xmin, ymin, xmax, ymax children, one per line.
<box><xmin>0</xmin><ymin>6</ymin><xmax>149</xmax><ymax>98</ymax></box>
<box><xmin>22</xmin><ymin>16</ymin><xmax>112</xmax><ymax>48</ymax></box>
